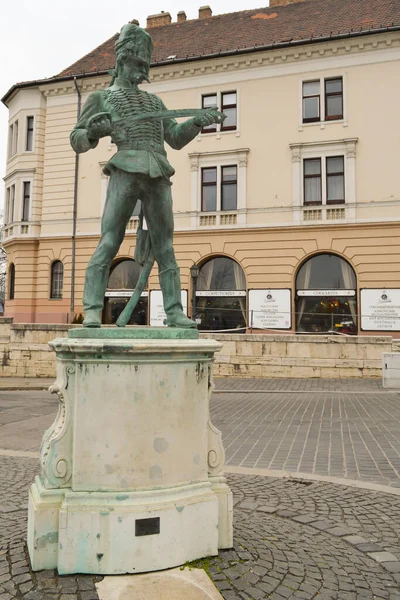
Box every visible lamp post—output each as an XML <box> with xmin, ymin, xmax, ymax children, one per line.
<box><xmin>190</xmin><ymin>264</ymin><xmax>200</xmax><ymax>322</ymax></box>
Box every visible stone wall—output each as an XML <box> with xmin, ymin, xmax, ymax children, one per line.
<box><xmin>203</xmin><ymin>333</ymin><xmax>395</xmax><ymax>379</ymax></box>
<box><xmin>0</xmin><ymin>319</ymin><xmax>395</xmax><ymax>379</ymax></box>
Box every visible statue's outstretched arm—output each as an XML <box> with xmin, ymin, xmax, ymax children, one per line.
<box><xmin>70</xmin><ymin>91</ymin><xmax>105</xmax><ymax>154</ymax></box>
<box><xmin>161</xmin><ymin>100</ymin><xmax>201</xmax><ymax>150</ymax></box>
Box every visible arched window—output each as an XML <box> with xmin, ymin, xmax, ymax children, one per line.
<box><xmin>103</xmin><ymin>259</ymin><xmax>148</xmax><ymax>325</ymax></box>
<box><xmin>296</xmin><ymin>253</ymin><xmax>357</xmax><ymax>334</ymax></box>
<box><xmin>107</xmin><ymin>259</ymin><xmax>143</xmax><ymax>290</ymax></box>
<box><xmin>9</xmin><ymin>263</ymin><xmax>15</xmax><ymax>300</ymax></box>
<box><xmin>195</xmin><ymin>256</ymin><xmax>246</xmax><ymax>332</ymax></box>
<box><xmin>50</xmin><ymin>261</ymin><xmax>64</xmax><ymax>299</ymax></box>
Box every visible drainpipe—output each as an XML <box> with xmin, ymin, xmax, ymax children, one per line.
<box><xmin>70</xmin><ymin>77</ymin><xmax>81</xmax><ymax>323</ymax></box>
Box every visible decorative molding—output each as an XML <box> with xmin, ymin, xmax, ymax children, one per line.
<box><xmin>40</xmin><ymin>363</ymin><xmax>75</xmax><ymax>489</ymax></box>
<box><xmin>35</xmin><ymin>32</ymin><xmax>400</xmax><ymax>98</ymax></box>
<box><xmin>206</xmin><ymin>365</ymin><xmax>226</xmax><ymax>477</ymax></box>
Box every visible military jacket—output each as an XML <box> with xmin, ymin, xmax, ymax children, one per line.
<box><xmin>70</xmin><ymin>78</ymin><xmax>201</xmax><ymax>179</ymax></box>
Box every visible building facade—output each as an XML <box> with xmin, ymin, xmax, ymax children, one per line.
<box><xmin>2</xmin><ymin>0</ymin><xmax>400</xmax><ymax>335</ymax></box>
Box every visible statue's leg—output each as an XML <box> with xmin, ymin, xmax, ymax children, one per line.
<box><xmin>143</xmin><ymin>178</ymin><xmax>196</xmax><ymax>328</ymax></box>
<box><xmin>83</xmin><ymin>170</ymin><xmax>138</xmax><ymax>327</ymax></box>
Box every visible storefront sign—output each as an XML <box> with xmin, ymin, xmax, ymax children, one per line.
<box><xmin>297</xmin><ymin>290</ymin><xmax>355</xmax><ymax>297</ymax></box>
<box><xmin>105</xmin><ymin>291</ymin><xmax>149</xmax><ymax>298</ymax></box>
<box><xmin>361</xmin><ymin>289</ymin><xmax>400</xmax><ymax>331</ymax></box>
<box><xmin>248</xmin><ymin>289</ymin><xmax>291</xmax><ymax>329</ymax></box>
<box><xmin>196</xmin><ymin>290</ymin><xmax>246</xmax><ymax>297</ymax></box>
<box><xmin>150</xmin><ymin>289</ymin><xmax>188</xmax><ymax>327</ymax></box>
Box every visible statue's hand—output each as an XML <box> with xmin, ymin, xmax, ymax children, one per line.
<box><xmin>86</xmin><ymin>112</ymin><xmax>113</xmax><ymax>141</ymax></box>
<box><xmin>193</xmin><ymin>109</ymin><xmax>226</xmax><ymax>128</ymax></box>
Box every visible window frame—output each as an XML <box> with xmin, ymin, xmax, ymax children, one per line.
<box><xmin>201</xmin><ymin>94</ymin><xmax>218</xmax><ymax>134</ymax></box>
<box><xmin>220</xmin><ymin>91</ymin><xmax>237</xmax><ymax>132</ymax></box>
<box><xmin>201</xmin><ymin>167</ymin><xmax>217</xmax><ymax>212</ymax></box>
<box><xmin>200</xmin><ymin>90</ymin><xmax>238</xmax><ymax>135</ymax></box>
<box><xmin>300</xmin><ymin>75</ymin><xmax>345</xmax><ymax>127</ymax></box>
<box><xmin>302</xmin><ymin>80</ymin><xmax>321</xmax><ymax>124</ymax></box>
<box><xmin>22</xmin><ymin>181</ymin><xmax>31</xmax><ymax>222</ymax></box>
<box><xmin>50</xmin><ymin>260</ymin><xmax>64</xmax><ymax>300</ymax></box>
<box><xmin>9</xmin><ymin>264</ymin><xmax>15</xmax><ymax>300</ymax></box>
<box><xmin>303</xmin><ymin>158</ymin><xmax>322</xmax><ymax>206</ymax></box>
<box><xmin>221</xmin><ymin>165</ymin><xmax>238</xmax><ymax>211</ymax></box>
<box><xmin>25</xmin><ymin>116</ymin><xmax>35</xmax><ymax>152</ymax></box>
<box><xmin>326</xmin><ymin>156</ymin><xmax>345</xmax><ymax>205</ymax></box>
<box><xmin>290</xmin><ymin>138</ymin><xmax>357</xmax><ymax>224</ymax></box>
<box><xmin>6</xmin><ymin>184</ymin><xmax>16</xmax><ymax>224</ymax></box>
<box><xmin>324</xmin><ymin>77</ymin><xmax>343</xmax><ymax>121</ymax></box>
<box><xmin>201</xmin><ymin>165</ymin><xmax>238</xmax><ymax>213</ymax></box>
<box><xmin>8</xmin><ymin>120</ymin><xmax>18</xmax><ymax>159</ymax></box>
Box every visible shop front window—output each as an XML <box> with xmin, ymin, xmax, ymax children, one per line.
<box><xmin>103</xmin><ymin>259</ymin><xmax>148</xmax><ymax>325</ymax></box>
<box><xmin>296</xmin><ymin>254</ymin><xmax>357</xmax><ymax>334</ymax></box>
<box><xmin>195</xmin><ymin>257</ymin><xmax>246</xmax><ymax>332</ymax></box>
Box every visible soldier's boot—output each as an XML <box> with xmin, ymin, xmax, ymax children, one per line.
<box><xmin>82</xmin><ymin>263</ymin><xmax>109</xmax><ymax>328</ymax></box>
<box><xmin>159</xmin><ymin>267</ymin><xmax>197</xmax><ymax>329</ymax></box>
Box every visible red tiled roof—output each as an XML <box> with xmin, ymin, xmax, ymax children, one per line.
<box><xmin>58</xmin><ymin>0</ymin><xmax>400</xmax><ymax>77</ymax></box>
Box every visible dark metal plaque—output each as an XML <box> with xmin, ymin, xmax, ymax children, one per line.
<box><xmin>135</xmin><ymin>517</ymin><xmax>160</xmax><ymax>536</ymax></box>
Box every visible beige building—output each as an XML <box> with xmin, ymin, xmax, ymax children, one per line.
<box><xmin>2</xmin><ymin>0</ymin><xmax>400</xmax><ymax>335</ymax></box>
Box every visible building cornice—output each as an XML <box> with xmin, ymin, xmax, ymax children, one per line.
<box><xmin>3</xmin><ymin>29</ymin><xmax>400</xmax><ymax>103</ymax></box>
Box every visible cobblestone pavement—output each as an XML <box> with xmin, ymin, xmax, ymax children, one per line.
<box><xmin>211</xmin><ymin>379</ymin><xmax>400</xmax><ymax>487</ymax></box>
<box><xmin>2</xmin><ymin>456</ymin><xmax>400</xmax><ymax>599</ymax></box>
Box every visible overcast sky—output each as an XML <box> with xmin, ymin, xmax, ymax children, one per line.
<box><xmin>0</xmin><ymin>0</ymin><xmax>258</xmax><ymax>209</ymax></box>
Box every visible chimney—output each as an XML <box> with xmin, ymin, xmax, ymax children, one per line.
<box><xmin>146</xmin><ymin>11</ymin><xmax>172</xmax><ymax>28</ymax></box>
<box><xmin>177</xmin><ymin>10</ymin><xmax>187</xmax><ymax>23</ymax></box>
<box><xmin>198</xmin><ymin>5</ymin><xmax>212</xmax><ymax>18</ymax></box>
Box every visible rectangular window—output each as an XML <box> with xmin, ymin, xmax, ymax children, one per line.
<box><xmin>304</xmin><ymin>159</ymin><xmax>322</xmax><ymax>205</ymax></box>
<box><xmin>201</xmin><ymin>91</ymin><xmax>237</xmax><ymax>133</ymax></box>
<box><xmin>325</xmin><ymin>77</ymin><xmax>343</xmax><ymax>121</ymax></box>
<box><xmin>221</xmin><ymin>92</ymin><xmax>237</xmax><ymax>131</ymax></box>
<box><xmin>326</xmin><ymin>156</ymin><xmax>345</xmax><ymax>204</ymax></box>
<box><xmin>8</xmin><ymin>121</ymin><xmax>18</xmax><ymax>158</ymax></box>
<box><xmin>22</xmin><ymin>182</ymin><xmax>31</xmax><ymax>221</ymax></box>
<box><xmin>221</xmin><ymin>166</ymin><xmax>237</xmax><ymax>211</ymax></box>
<box><xmin>302</xmin><ymin>81</ymin><xmax>320</xmax><ymax>123</ymax></box>
<box><xmin>201</xmin><ymin>94</ymin><xmax>218</xmax><ymax>133</ymax></box>
<box><xmin>9</xmin><ymin>185</ymin><xmax>15</xmax><ymax>223</ymax></box>
<box><xmin>201</xmin><ymin>167</ymin><xmax>217</xmax><ymax>211</ymax></box>
<box><xmin>26</xmin><ymin>116</ymin><xmax>34</xmax><ymax>151</ymax></box>
<box><xmin>4</xmin><ymin>188</ymin><xmax>10</xmax><ymax>225</ymax></box>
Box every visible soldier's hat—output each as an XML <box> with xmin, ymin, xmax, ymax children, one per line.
<box><xmin>115</xmin><ymin>23</ymin><xmax>153</xmax><ymax>67</ymax></box>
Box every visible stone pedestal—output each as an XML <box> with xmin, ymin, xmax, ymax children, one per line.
<box><xmin>27</xmin><ymin>328</ymin><xmax>233</xmax><ymax>575</ymax></box>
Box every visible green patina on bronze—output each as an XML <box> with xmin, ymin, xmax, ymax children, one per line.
<box><xmin>68</xmin><ymin>327</ymin><xmax>199</xmax><ymax>340</ymax></box>
<box><xmin>70</xmin><ymin>22</ymin><xmax>225</xmax><ymax>329</ymax></box>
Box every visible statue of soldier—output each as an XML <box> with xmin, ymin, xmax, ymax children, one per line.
<box><xmin>70</xmin><ymin>23</ymin><xmax>224</xmax><ymax>328</ymax></box>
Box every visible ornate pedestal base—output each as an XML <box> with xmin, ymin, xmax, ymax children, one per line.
<box><xmin>27</xmin><ymin>328</ymin><xmax>233</xmax><ymax>575</ymax></box>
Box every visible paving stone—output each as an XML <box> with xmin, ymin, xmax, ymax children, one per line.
<box><xmin>368</xmin><ymin>552</ymin><xmax>399</xmax><ymax>563</ymax></box>
<box><xmin>356</xmin><ymin>543</ymin><xmax>384</xmax><ymax>552</ymax></box>
<box><xmin>344</xmin><ymin>535</ymin><xmax>369</xmax><ymax>546</ymax></box>
<box><xmin>383</xmin><ymin>562</ymin><xmax>400</xmax><ymax>573</ymax></box>
<box><xmin>326</xmin><ymin>526</ymin><xmax>353</xmax><ymax>537</ymax></box>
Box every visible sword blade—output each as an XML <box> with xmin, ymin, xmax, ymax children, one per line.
<box><xmin>113</xmin><ymin>107</ymin><xmax>218</xmax><ymax>126</ymax></box>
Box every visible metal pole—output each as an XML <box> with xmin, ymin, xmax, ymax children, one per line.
<box><xmin>70</xmin><ymin>77</ymin><xmax>81</xmax><ymax>323</ymax></box>
<box><xmin>192</xmin><ymin>275</ymin><xmax>197</xmax><ymax>321</ymax></box>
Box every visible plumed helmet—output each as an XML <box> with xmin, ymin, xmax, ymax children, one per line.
<box><xmin>115</xmin><ymin>23</ymin><xmax>153</xmax><ymax>68</ymax></box>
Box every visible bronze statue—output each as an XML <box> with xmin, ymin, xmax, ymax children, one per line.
<box><xmin>70</xmin><ymin>23</ymin><xmax>224</xmax><ymax>327</ymax></box>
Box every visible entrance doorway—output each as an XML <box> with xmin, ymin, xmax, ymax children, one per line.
<box><xmin>195</xmin><ymin>257</ymin><xmax>246</xmax><ymax>331</ymax></box>
<box><xmin>103</xmin><ymin>259</ymin><xmax>148</xmax><ymax>325</ymax></box>
<box><xmin>295</xmin><ymin>254</ymin><xmax>357</xmax><ymax>334</ymax></box>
